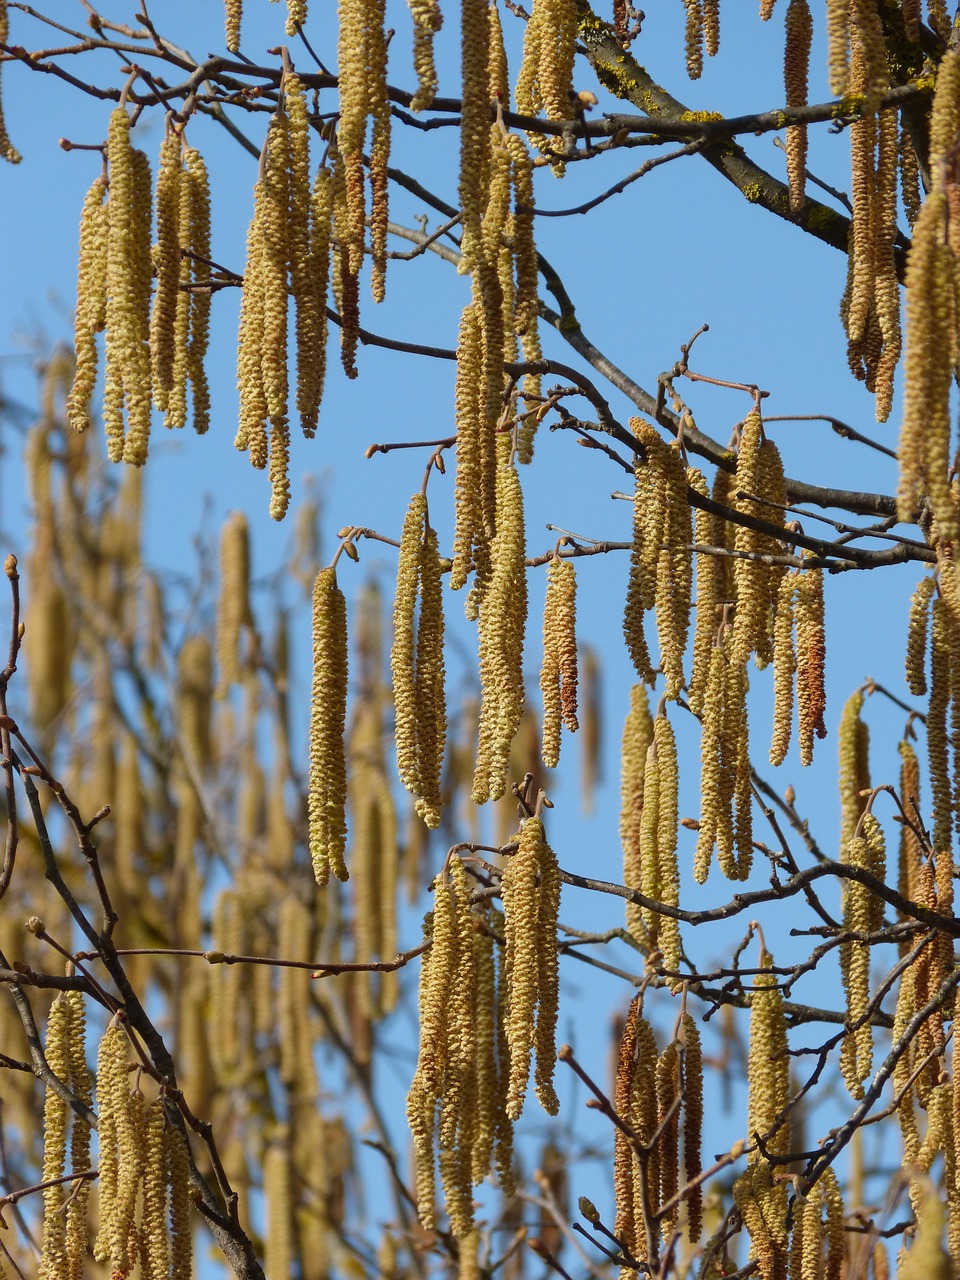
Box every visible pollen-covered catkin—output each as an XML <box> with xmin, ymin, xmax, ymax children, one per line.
<box><xmin>473</xmin><ymin>460</ymin><xmax>527</xmax><ymax>803</ymax></box>
<box><xmin>680</xmin><ymin>1012</ymin><xmax>703</xmax><ymax>1242</ymax></box>
<box><xmin>502</xmin><ymin>817</ymin><xmax>542</xmax><ymax>1120</ymax></box>
<box><xmin>151</xmin><ymin>131</ymin><xmax>182</xmax><ymax>407</ymax></box>
<box><xmin>216</xmin><ymin>510</ymin><xmax>251</xmax><ymax>691</ymax></box>
<box><xmin>308</xmin><ymin>567</ymin><xmax>349</xmax><ymax>883</ymax></box>
<box><xmin>795</xmin><ymin>560</ymin><xmax>827</xmax><ymax>765</ymax></box>
<box><xmin>225</xmin><ymin>0</ymin><xmax>242</xmax><ymax>50</ymax></box>
<box><xmin>68</xmin><ymin>175</ymin><xmax>109</xmax><ymax>432</ymax></box>
<box><xmin>654</xmin><ymin>712</ymin><xmax>681</xmax><ymax>973</ymax></box>
<box><xmin>784</xmin><ymin>0</ymin><xmax>811</xmax><ymax>210</ymax></box>
<box><xmin>748</xmin><ymin>948</ymin><xmax>789</xmax><ymax>1156</ymax></box>
<box><xmin>392</xmin><ymin>494</ymin><xmax>427</xmax><ymax>797</ymax></box>
<box><xmin>540</xmin><ymin>554</ymin><xmax>578</xmax><ymax>768</ymax></box>
<box><xmin>39</xmin><ymin>994</ymin><xmax>72</xmax><ymax>1280</ymax></box>
<box><xmin>534</xmin><ymin>839</ymin><xmax>561</xmax><ymax>1115</ymax></box>
<box><xmin>104</xmin><ymin>108</ymin><xmax>153</xmax><ymax>465</ymax></box>
<box><xmin>906</xmin><ymin>575</ymin><xmax>935</xmax><ymax>696</ymax></box>
<box><xmin>408</xmin><ymin>0</ymin><xmax>442</xmax><ymax>109</ymax></box>
<box><xmin>770</xmin><ymin>570</ymin><xmax>796</xmax><ymax>766</ymax></box>
<box><xmin>839</xmin><ymin>819</ymin><xmax>884</xmax><ymax>1098</ymax></box>
<box><xmin>621</xmin><ymin>683</ymin><xmax>654</xmax><ymax>942</ymax></box>
<box><xmin>0</xmin><ymin>0</ymin><xmax>21</xmax><ymax>163</ymax></box>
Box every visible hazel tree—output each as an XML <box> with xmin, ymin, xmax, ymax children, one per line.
<box><xmin>0</xmin><ymin>2</ymin><xmax>959</xmax><ymax>1279</ymax></box>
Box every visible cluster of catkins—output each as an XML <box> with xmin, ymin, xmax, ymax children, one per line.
<box><xmin>407</xmin><ymin>818</ymin><xmax>561</xmax><ymax>1236</ymax></box>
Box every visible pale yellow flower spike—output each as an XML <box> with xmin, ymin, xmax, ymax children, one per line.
<box><xmin>308</xmin><ymin>567</ymin><xmax>350</xmax><ymax>883</ymax></box>
<box><xmin>0</xmin><ymin>0</ymin><xmax>20</xmax><ymax>163</ymax></box>
<box><xmin>63</xmin><ymin>990</ymin><xmax>91</xmax><ymax>1280</ymax></box>
<box><xmin>502</xmin><ymin>816</ymin><xmax>543</xmax><ymax>1119</ymax></box>
<box><xmin>38</xmin><ymin>994</ymin><xmax>71</xmax><ymax>1280</ymax></box>
<box><xmin>534</xmin><ymin>839</ymin><xmax>562</xmax><ymax>1114</ymax></box>
<box><xmin>450</xmin><ymin>303</ymin><xmax>483</xmax><ymax>591</ymax></box>
<box><xmin>783</xmin><ymin>0</ymin><xmax>811</xmax><ymax>212</ymax></box>
<box><xmin>408</xmin><ymin>0</ymin><xmax>442</xmax><ymax>111</ymax></box>
<box><xmin>392</xmin><ymin>494</ymin><xmax>426</xmax><ymax>791</ymax></box>
<box><xmin>872</xmin><ymin>107</ymin><xmax>901</xmax><ymax>423</ymax></box>
<box><xmin>67</xmin><ymin>175</ymin><xmax>109</xmax><ymax>433</ymax></box>
<box><xmin>286</xmin><ymin>75</ymin><xmax>321</xmax><ymax>437</ymax></box>
<box><xmin>654</xmin><ymin>714</ymin><xmax>681</xmax><ymax>974</ymax></box>
<box><xmin>473</xmin><ymin>461</ymin><xmax>527</xmax><ymax>803</ymax></box>
<box><xmin>927</xmin><ymin>598</ymin><xmax>952</xmax><ymax>855</ymax></box>
<box><xmin>839</xmin><ymin>830</ymin><xmax>875</xmax><ymax>1098</ymax></box>
<box><xmin>825</xmin><ymin>0</ymin><xmax>849</xmax><ymax>96</ymax></box>
<box><xmin>140</xmin><ymin>1098</ymin><xmax>170</xmax><ymax>1280</ymax></box>
<box><xmin>151</xmin><ymin>130</ymin><xmax>182</xmax><ymax>408</ymax></box>
<box><xmin>769</xmin><ymin>571</ymin><xmax>796</xmax><ymax>767</ymax></box>
<box><xmin>216</xmin><ymin>510</ymin><xmax>251</xmax><ymax>692</ymax></box>
<box><xmin>286</xmin><ymin>0</ymin><xmax>307</xmax><ymax>33</ymax></box>
<box><xmin>905</xmin><ymin>574</ymin><xmax>935</xmax><ymax>697</ymax></box>
<box><xmin>458</xmin><ymin>0</ymin><xmax>490</xmax><ymax>268</ymax></box>
<box><xmin>747</xmin><ymin>948</ymin><xmax>789</xmax><ymax>1156</ymax></box>
<box><xmin>236</xmin><ymin>183</ymin><xmax>268</xmax><ymax>463</ymax></box>
<box><xmin>122</xmin><ymin>148</ymin><xmax>154</xmax><ymax>466</ymax></box>
<box><xmin>613</xmin><ymin>997</ymin><xmax>642</xmax><ymax>1263</ymax></box>
<box><xmin>540</xmin><ymin>555</ymin><xmax>577</xmax><ymax>767</ymax></box>
<box><xmin>838</xmin><ymin>688</ymin><xmax>870</xmax><ymax>852</ymax></box>
<box><xmin>414</xmin><ymin>525</ymin><xmax>447</xmax><ymax>827</ymax></box>
<box><xmin>679</xmin><ymin>1012</ymin><xmax>703</xmax><ymax>1242</ymax></box>
<box><xmin>621</xmin><ymin>683</ymin><xmax>654</xmax><ymax>941</ymax></box>
<box><xmin>225</xmin><ymin>0</ymin><xmax>242</xmax><ymax>49</ymax></box>
<box><xmin>795</xmin><ymin>561</ymin><xmax>827</xmax><ymax>765</ymax></box>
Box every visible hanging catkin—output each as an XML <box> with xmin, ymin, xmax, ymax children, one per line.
<box><xmin>68</xmin><ymin>174</ymin><xmax>109</xmax><ymax>432</ymax></box>
<box><xmin>0</xmin><ymin>0</ymin><xmax>20</xmax><ymax>163</ymax></box>
<box><xmin>795</xmin><ymin>560</ymin><xmax>827</xmax><ymax>765</ymax></box>
<box><xmin>308</xmin><ymin>567</ymin><xmax>349</xmax><ymax>883</ymax></box>
<box><xmin>540</xmin><ymin>554</ymin><xmax>579</xmax><ymax>768</ymax></box>
<box><xmin>473</xmin><ymin>461</ymin><xmax>527</xmax><ymax>803</ymax></box>
<box><xmin>783</xmin><ymin>0</ymin><xmax>811</xmax><ymax>210</ymax></box>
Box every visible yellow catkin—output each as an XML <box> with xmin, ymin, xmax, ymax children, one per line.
<box><xmin>770</xmin><ymin>570</ymin><xmax>796</xmax><ymax>766</ymax></box>
<box><xmin>392</xmin><ymin>493</ymin><xmax>427</xmax><ymax>797</ymax></box>
<box><xmin>264</xmin><ymin>1138</ymin><xmax>294</xmax><ymax>1280</ymax></box>
<box><xmin>298</xmin><ymin>163</ymin><xmax>332</xmax><ymax>436</ymax></box>
<box><xmin>732</xmin><ymin>413</ymin><xmax>786</xmax><ymax>668</ymax></box>
<box><xmin>540</xmin><ymin>555</ymin><xmax>578</xmax><ymax>768</ymax></box>
<box><xmin>39</xmin><ymin>994</ymin><xmax>72</xmax><ymax>1280</ymax></box>
<box><xmin>839</xmin><ymin>826</ymin><xmax>880</xmax><ymax>1099</ymax></box>
<box><xmin>826</xmin><ymin>0</ymin><xmax>848</xmax><ymax>95</ymax></box>
<box><xmin>286</xmin><ymin>0</ymin><xmax>307</xmax><ymax>33</ymax></box>
<box><xmin>104</xmin><ymin>109</ymin><xmax>153</xmax><ymax>465</ymax></box>
<box><xmin>783</xmin><ymin>0</ymin><xmax>811</xmax><ymax>211</ymax></box>
<box><xmin>515</xmin><ymin>0</ymin><xmax>577</xmax><ymax>165</ymax></box>
<box><xmin>140</xmin><ymin>1098</ymin><xmax>170</xmax><ymax>1280</ymax></box>
<box><xmin>838</xmin><ymin>687</ymin><xmax>869</xmax><ymax>851</ymax></box>
<box><xmin>872</xmin><ymin>106</ymin><xmax>901</xmax><ymax>422</ymax></box>
<box><xmin>694</xmin><ymin>644</ymin><xmax>725</xmax><ymax>883</ymax></box>
<box><xmin>415</xmin><ymin>525</ymin><xmax>447</xmax><ymax>827</ymax></box>
<box><xmin>680</xmin><ymin>1012</ymin><xmax>703</xmax><ymax>1242</ymax></box>
<box><xmin>899</xmin><ymin>114</ymin><xmax>921</xmax><ymax>227</ymax></box>
<box><xmin>63</xmin><ymin>990</ymin><xmax>91</xmax><ymax>1280</ymax></box>
<box><xmin>748</xmin><ymin>949</ymin><xmax>789</xmax><ymax>1156</ymax></box>
<box><xmin>621</xmin><ymin>683</ymin><xmax>654</xmax><ymax>942</ymax></box>
<box><xmin>225</xmin><ymin>0</ymin><xmax>242</xmax><ymax>50</ymax></box>
<box><xmin>286</xmin><ymin>75</ymin><xmax>316</xmax><ymax>436</ymax></box>
<box><xmin>534</xmin><ymin>840</ymin><xmax>561</xmax><ymax>1115</ymax></box>
<box><xmin>0</xmin><ymin>0</ymin><xmax>20</xmax><ymax>162</ymax></box>
<box><xmin>408</xmin><ymin>0</ymin><xmax>442</xmax><ymax>110</ymax></box>
<box><xmin>898</xmin><ymin>738</ymin><xmax>923</xmax><ymax>925</ymax></box>
<box><xmin>654</xmin><ymin>713</ymin><xmax>681</xmax><ymax>973</ymax></box>
<box><xmin>182</xmin><ymin>146</ymin><xmax>211</xmax><ymax>436</ymax></box>
<box><xmin>898</xmin><ymin>59</ymin><xmax>957</xmax><ymax>536</ymax></box>
<box><xmin>656</xmin><ymin>1041</ymin><xmax>682</xmax><ymax>1232</ymax></box>
<box><xmin>68</xmin><ymin>175</ymin><xmax>109</xmax><ymax>432</ymax></box>
<box><xmin>795</xmin><ymin>561</ymin><xmax>827</xmax><ymax>765</ymax></box>
<box><xmin>900</xmin><ymin>1180</ymin><xmax>952</xmax><ymax>1280</ymax></box>
<box><xmin>151</xmin><ymin>131</ymin><xmax>182</xmax><ymax>407</ymax></box>
<box><xmin>473</xmin><ymin>461</ymin><xmax>527</xmax><ymax>803</ymax></box>
<box><xmin>308</xmin><ymin>567</ymin><xmax>349</xmax><ymax>883</ymax></box>
<box><xmin>928</xmin><ymin>597</ymin><xmax>952</xmax><ymax>855</ymax></box>
<box><xmin>236</xmin><ymin>181</ymin><xmax>268</xmax><ymax>465</ymax></box>
<box><xmin>579</xmin><ymin>645</ymin><xmax>601</xmax><ymax>814</ymax></box>
<box><xmin>216</xmin><ymin>510</ymin><xmax>251</xmax><ymax>691</ymax></box>
<box><xmin>683</xmin><ymin>0</ymin><xmax>704</xmax><ymax>79</ymax></box>
<box><xmin>613</xmin><ymin>997</ymin><xmax>642</xmax><ymax>1262</ymax></box>
<box><xmin>450</xmin><ymin>302</ymin><xmax>484</xmax><ymax>591</ymax></box>
<box><xmin>502</xmin><ymin>816</ymin><xmax>543</xmax><ymax>1120</ymax></box>
<box><xmin>905</xmin><ymin>574</ymin><xmax>935</xmax><ymax>697</ymax></box>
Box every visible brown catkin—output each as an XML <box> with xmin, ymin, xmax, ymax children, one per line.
<box><xmin>906</xmin><ymin>575</ymin><xmax>935</xmax><ymax>696</ymax></box>
<box><xmin>683</xmin><ymin>0</ymin><xmax>704</xmax><ymax>79</ymax></box>
<box><xmin>415</xmin><ymin>525</ymin><xmax>447</xmax><ymax>827</ymax></box>
<box><xmin>770</xmin><ymin>571</ymin><xmax>797</xmax><ymax>766</ymax></box>
<box><xmin>308</xmin><ymin>567</ymin><xmax>349</xmax><ymax>883</ymax></box>
<box><xmin>784</xmin><ymin>0</ymin><xmax>812</xmax><ymax>211</ymax></box>
<box><xmin>534</xmin><ymin>840</ymin><xmax>561</xmax><ymax>1115</ymax></box>
<box><xmin>656</xmin><ymin>1041</ymin><xmax>682</xmax><ymax>1230</ymax></box>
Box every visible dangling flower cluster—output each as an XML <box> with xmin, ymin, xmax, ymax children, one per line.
<box><xmin>612</xmin><ymin>995</ymin><xmax>704</xmax><ymax>1269</ymax></box>
<box><xmin>391</xmin><ymin>492</ymin><xmax>447</xmax><ymax>827</ymax></box>
<box><xmin>694</xmin><ymin>633</ymin><xmax>752</xmax><ymax>883</ymax></box>
<box><xmin>623</xmin><ymin>419</ymin><xmax>692</xmax><ymax>699</ymax></box>
<box><xmin>730</xmin><ymin>411</ymin><xmax>788</xmax><ymax>669</ymax></box>
<box><xmin>0</xmin><ymin>0</ymin><xmax>21</xmax><ymax>163</ymax></box>
<box><xmin>515</xmin><ymin>0</ymin><xmax>578</xmax><ymax>166</ymax></box>
<box><xmin>839</xmin><ymin>809</ymin><xmax>886</xmax><ymax>1098</ymax></box>
<box><xmin>308</xmin><ymin>566</ymin><xmax>349</xmax><ymax>883</ymax></box>
<box><xmin>539</xmin><ymin>553</ymin><xmax>579</xmax><ymax>768</ymax></box>
<box><xmin>783</xmin><ymin>0</ymin><xmax>811</xmax><ymax>211</ymax></box>
<box><xmin>407</xmin><ymin>859</ymin><xmax>515</xmax><ymax>1236</ymax></box>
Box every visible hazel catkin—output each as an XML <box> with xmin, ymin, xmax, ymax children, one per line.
<box><xmin>308</xmin><ymin>567</ymin><xmax>349</xmax><ymax>883</ymax></box>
